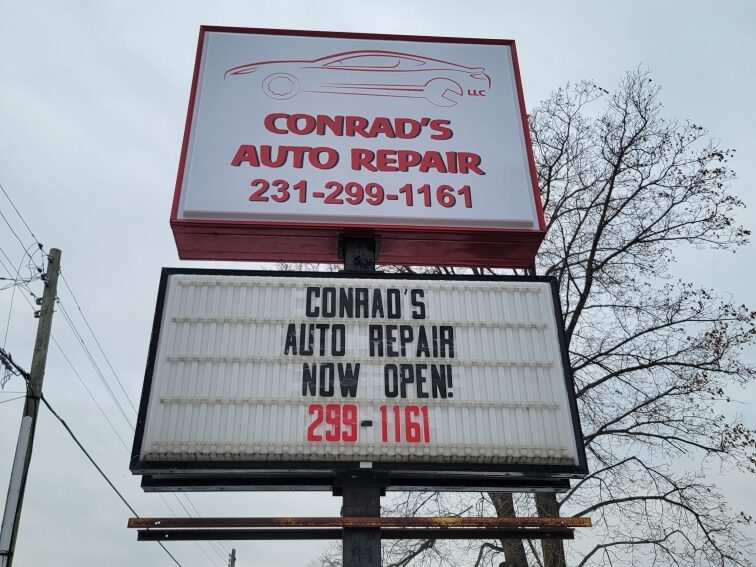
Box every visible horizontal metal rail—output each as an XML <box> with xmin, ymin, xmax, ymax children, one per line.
<box><xmin>128</xmin><ymin>516</ymin><xmax>591</xmax><ymax>529</ymax></box>
<box><xmin>136</xmin><ymin>527</ymin><xmax>577</xmax><ymax>541</ymax></box>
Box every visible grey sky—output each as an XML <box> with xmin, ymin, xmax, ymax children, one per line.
<box><xmin>1</xmin><ymin>1</ymin><xmax>754</xmax><ymax>566</ymax></box>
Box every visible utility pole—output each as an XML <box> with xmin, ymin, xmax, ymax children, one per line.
<box><xmin>227</xmin><ymin>548</ymin><xmax>236</xmax><ymax>567</ymax></box>
<box><xmin>0</xmin><ymin>248</ymin><xmax>61</xmax><ymax>567</ymax></box>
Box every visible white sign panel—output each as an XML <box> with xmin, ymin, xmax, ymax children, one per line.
<box><xmin>135</xmin><ymin>271</ymin><xmax>584</xmax><ymax>473</ymax></box>
<box><xmin>175</xmin><ymin>28</ymin><xmax>542</xmax><ymax>230</ymax></box>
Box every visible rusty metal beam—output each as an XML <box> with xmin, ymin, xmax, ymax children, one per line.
<box><xmin>128</xmin><ymin>516</ymin><xmax>591</xmax><ymax>529</ymax></box>
<box><xmin>136</xmin><ymin>527</ymin><xmax>576</xmax><ymax>541</ymax></box>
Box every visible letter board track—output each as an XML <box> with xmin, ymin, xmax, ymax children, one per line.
<box><xmin>131</xmin><ymin>270</ymin><xmax>587</xmax><ymax>485</ymax></box>
<box><xmin>170</xmin><ymin>27</ymin><xmax>546</xmax><ymax>268</ymax></box>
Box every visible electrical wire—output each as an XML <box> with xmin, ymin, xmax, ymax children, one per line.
<box><xmin>157</xmin><ymin>495</ymin><xmax>224</xmax><ymax>567</ymax></box>
<box><xmin>0</xmin><ymin>245</ymin><xmax>27</xmax><ymax>348</ymax></box>
<box><xmin>171</xmin><ymin>494</ymin><xmax>227</xmax><ymax>566</ymax></box>
<box><xmin>55</xmin><ymin>298</ymin><xmax>136</xmax><ymax>428</ymax></box>
<box><xmin>0</xmin><ymin>181</ymin><xmax>231</xmax><ymax>561</ymax></box>
<box><xmin>49</xmin><ymin>330</ymin><xmax>225</xmax><ymax>566</ymax></box>
<box><xmin>0</xmin><ymin>181</ymin><xmax>46</xmax><ymax>349</ymax></box>
<box><xmin>178</xmin><ymin>493</ymin><xmax>229</xmax><ymax>563</ymax></box>
<box><xmin>0</xmin><ymin>206</ymin><xmax>28</xmax><ymax>252</ymax></box>
<box><xmin>0</xmin><ymin>181</ymin><xmax>42</xmax><ymax>245</ymax></box>
<box><xmin>52</xmin><ymin>288</ymin><xmax>230</xmax><ymax>562</ymax></box>
<box><xmin>0</xmin><ymin>243</ymin><xmax>44</xmax><ymax>349</ymax></box>
<box><xmin>50</xmin><ymin>334</ymin><xmax>132</xmax><ymax>451</ymax></box>
<box><xmin>39</xmin><ymin>395</ymin><xmax>184</xmax><ymax>567</ymax></box>
<box><xmin>4</xmin><ymin>272</ymin><xmax>231</xmax><ymax>564</ymax></box>
<box><xmin>0</xmin><ymin>395</ymin><xmax>24</xmax><ymax>404</ymax></box>
<box><xmin>1</xmin><ymin>349</ymin><xmax>186</xmax><ymax>566</ymax></box>
<box><xmin>59</xmin><ymin>272</ymin><xmax>139</xmax><ymax>413</ymax></box>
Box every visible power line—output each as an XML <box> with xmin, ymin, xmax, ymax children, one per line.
<box><xmin>59</xmin><ymin>273</ymin><xmax>138</xmax><ymax>413</ymax></box>
<box><xmin>39</xmin><ymin>394</ymin><xmax>184</xmax><ymax>567</ymax></box>
<box><xmin>0</xmin><ymin>192</ymin><xmax>195</xmax><ymax>563</ymax></box>
<box><xmin>55</xmin><ymin>298</ymin><xmax>136</xmax><ymax>428</ymax></box>
<box><xmin>1</xmin><ymin>242</ymin><xmax>137</xmax><ymax>437</ymax></box>
<box><xmin>0</xmin><ymin>240</ymin><xmax>138</xmax><ymax>430</ymax></box>
<box><xmin>0</xmin><ymin>182</ymin><xmax>42</xmax><ymax>246</ymax></box>
<box><xmin>3</xmin><ymin>262</ymin><xmax>231</xmax><ymax>563</ymax></box>
<box><xmin>0</xmin><ymin>277</ymin><xmax>38</xmax><ymax>291</ymax></box>
<box><xmin>0</xmin><ymin>243</ymin><xmax>44</xmax><ymax>349</ymax></box>
<box><xmin>50</xmin><ymin>334</ymin><xmax>132</xmax><ymax>451</ymax></box>
<box><xmin>170</xmin><ymin>494</ymin><xmax>226</xmax><ymax>567</ymax></box>
<box><xmin>157</xmin><ymin>495</ymin><xmax>224</xmax><ymax>567</ymax></box>
<box><xmin>48</xmin><ymin>285</ymin><xmax>231</xmax><ymax>563</ymax></box>
<box><xmin>177</xmin><ymin>494</ymin><xmax>229</xmax><ymax>563</ymax></box>
<box><xmin>0</xmin><ymin>181</ymin><xmax>230</xmax><ymax>561</ymax></box>
<box><xmin>0</xmin><ymin>207</ymin><xmax>28</xmax><ymax>253</ymax></box>
<box><xmin>0</xmin><ymin>246</ymin><xmax>28</xmax><ymax>349</ymax></box>
<box><xmin>46</xmin><ymin>331</ymin><xmax>224</xmax><ymax>567</ymax></box>
<box><xmin>46</xmin><ymin>331</ymin><xmax>227</xmax><ymax>566</ymax></box>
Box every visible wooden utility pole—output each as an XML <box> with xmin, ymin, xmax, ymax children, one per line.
<box><xmin>0</xmin><ymin>248</ymin><xmax>61</xmax><ymax>567</ymax></box>
<box><xmin>228</xmin><ymin>548</ymin><xmax>236</xmax><ymax>567</ymax></box>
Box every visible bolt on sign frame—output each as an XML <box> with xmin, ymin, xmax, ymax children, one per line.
<box><xmin>170</xmin><ymin>26</ymin><xmax>546</xmax><ymax>268</ymax></box>
<box><xmin>130</xmin><ymin>269</ymin><xmax>587</xmax><ymax>491</ymax></box>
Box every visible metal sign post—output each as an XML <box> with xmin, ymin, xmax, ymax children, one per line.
<box><xmin>338</xmin><ymin>239</ymin><xmax>382</xmax><ymax>567</ymax></box>
<box><xmin>337</xmin><ymin>473</ymin><xmax>383</xmax><ymax>567</ymax></box>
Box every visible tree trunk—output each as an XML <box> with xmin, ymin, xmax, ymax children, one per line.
<box><xmin>489</xmin><ymin>492</ymin><xmax>528</xmax><ymax>567</ymax></box>
<box><xmin>535</xmin><ymin>493</ymin><xmax>565</xmax><ymax>567</ymax></box>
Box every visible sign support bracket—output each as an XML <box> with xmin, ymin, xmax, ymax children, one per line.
<box><xmin>339</xmin><ymin>236</ymin><xmax>380</xmax><ymax>272</ymax></box>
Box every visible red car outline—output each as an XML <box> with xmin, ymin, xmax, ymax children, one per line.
<box><xmin>225</xmin><ymin>49</ymin><xmax>491</xmax><ymax>107</ymax></box>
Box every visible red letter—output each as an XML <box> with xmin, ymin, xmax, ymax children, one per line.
<box><xmin>264</xmin><ymin>113</ymin><xmax>288</xmax><ymax>134</ymax></box>
<box><xmin>316</xmin><ymin>115</ymin><xmax>344</xmax><ymax>136</ymax></box>
<box><xmin>429</xmin><ymin>119</ymin><xmax>453</xmax><ymax>140</ymax></box>
<box><xmin>288</xmin><ymin>146</ymin><xmax>309</xmax><ymax>168</ymax></box>
<box><xmin>310</xmin><ymin>147</ymin><xmax>339</xmax><ymax>169</ymax></box>
<box><xmin>259</xmin><ymin>145</ymin><xmax>287</xmax><ymax>168</ymax></box>
<box><xmin>375</xmin><ymin>150</ymin><xmax>398</xmax><ymax>172</ymax></box>
<box><xmin>345</xmin><ymin>116</ymin><xmax>370</xmax><ymax>138</ymax></box>
<box><xmin>351</xmin><ymin>148</ymin><xmax>377</xmax><ymax>171</ymax></box>
<box><xmin>367</xmin><ymin>117</ymin><xmax>396</xmax><ymax>139</ymax></box>
<box><xmin>288</xmin><ymin>114</ymin><xmax>317</xmax><ymax>135</ymax></box>
<box><xmin>419</xmin><ymin>151</ymin><xmax>447</xmax><ymax>174</ymax></box>
<box><xmin>458</xmin><ymin>152</ymin><xmax>485</xmax><ymax>175</ymax></box>
<box><xmin>230</xmin><ymin>145</ymin><xmax>260</xmax><ymax>167</ymax></box>
<box><xmin>394</xmin><ymin>118</ymin><xmax>422</xmax><ymax>139</ymax></box>
<box><xmin>396</xmin><ymin>150</ymin><xmax>422</xmax><ymax>172</ymax></box>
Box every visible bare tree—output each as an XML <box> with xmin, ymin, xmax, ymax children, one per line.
<box><xmin>309</xmin><ymin>70</ymin><xmax>756</xmax><ymax>566</ymax></box>
<box><xmin>531</xmin><ymin>71</ymin><xmax>755</xmax><ymax>566</ymax></box>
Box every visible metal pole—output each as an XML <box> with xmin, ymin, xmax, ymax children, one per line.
<box><xmin>338</xmin><ymin>237</ymin><xmax>382</xmax><ymax>567</ymax></box>
<box><xmin>0</xmin><ymin>248</ymin><xmax>61</xmax><ymax>567</ymax></box>
<box><xmin>340</xmin><ymin>475</ymin><xmax>382</xmax><ymax>567</ymax></box>
<box><xmin>228</xmin><ymin>548</ymin><xmax>236</xmax><ymax>566</ymax></box>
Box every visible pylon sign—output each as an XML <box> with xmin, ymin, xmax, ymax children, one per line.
<box><xmin>170</xmin><ymin>27</ymin><xmax>546</xmax><ymax>268</ymax></box>
<box><xmin>130</xmin><ymin>269</ymin><xmax>586</xmax><ymax>489</ymax></box>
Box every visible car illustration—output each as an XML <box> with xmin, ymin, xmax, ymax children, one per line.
<box><xmin>225</xmin><ymin>50</ymin><xmax>491</xmax><ymax>107</ymax></box>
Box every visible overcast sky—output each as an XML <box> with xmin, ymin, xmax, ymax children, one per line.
<box><xmin>1</xmin><ymin>1</ymin><xmax>754</xmax><ymax>566</ymax></box>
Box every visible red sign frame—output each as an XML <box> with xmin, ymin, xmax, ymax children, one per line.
<box><xmin>170</xmin><ymin>26</ymin><xmax>546</xmax><ymax>268</ymax></box>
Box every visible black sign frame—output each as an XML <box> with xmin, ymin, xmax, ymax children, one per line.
<box><xmin>130</xmin><ymin>268</ymin><xmax>587</xmax><ymax>490</ymax></box>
